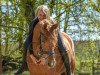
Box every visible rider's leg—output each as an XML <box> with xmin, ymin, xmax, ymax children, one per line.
<box><xmin>14</xmin><ymin>47</ymin><xmax>27</xmax><ymax>75</ymax></box>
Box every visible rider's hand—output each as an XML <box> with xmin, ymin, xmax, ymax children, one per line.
<box><xmin>29</xmin><ymin>54</ymin><xmax>38</xmax><ymax>64</ymax></box>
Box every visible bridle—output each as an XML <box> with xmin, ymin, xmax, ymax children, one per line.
<box><xmin>36</xmin><ymin>30</ymin><xmax>57</xmax><ymax>67</ymax></box>
<box><xmin>38</xmin><ymin>32</ymin><xmax>55</xmax><ymax>59</ymax></box>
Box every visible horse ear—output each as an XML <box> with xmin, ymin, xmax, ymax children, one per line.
<box><xmin>50</xmin><ymin>23</ymin><xmax>58</xmax><ymax>31</ymax></box>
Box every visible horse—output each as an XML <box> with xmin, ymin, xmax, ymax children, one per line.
<box><xmin>26</xmin><ymin>19</ymin><xmax>76</xmax><ymax>75</ymax></box>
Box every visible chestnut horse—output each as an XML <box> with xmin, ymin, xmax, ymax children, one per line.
<box><xmin>26</xmin><ymin>19</ymin><xmax>76</xmax><ymax>75</ymax></box>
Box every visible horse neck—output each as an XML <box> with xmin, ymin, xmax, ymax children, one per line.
<box><xmin>32</xmin><ymin>23</ymin><xmax>41</xmax><ymax>50</ymax></box>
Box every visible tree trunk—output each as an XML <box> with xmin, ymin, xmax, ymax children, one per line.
<box><xmin>55</xmin><ymin>2</ymin><xmax>60</xmax><ymax>29</ymax></box>
<box><xmin>20</xmin><ymin>0</ymin><xmax>36</xmax><ymax>23</ymax></box>
<box><xmin>0</xmin><ymin>28</ymin><xmax>2</xmax><ymax>74</ymax></box>
<box><xmin>64</xmin><ymin>1</ymin><xmax>71</xmax><ymax>32</ymax></box>
<box><xmin>4</xmin><ymin>0</ymin><xmax>9</xmax><ymax>54</ymax></box>
<box><xmin>98</xmin><ymin>41</ymin><xmax>100</xmax><ymax>62</ymax></box>
<box><xmin>0</xmin><ymin>0</ymin><xmax>2</xmax><ymax>74</ymax></box>
<box><xmin>64</xmin><ymin>11</ymin><xmax>69</xmax><ymax>32</ymax></box>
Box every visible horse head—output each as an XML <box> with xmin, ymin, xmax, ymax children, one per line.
<box><xmin>38</xmin><ymin>19</ymin><xmax>58</xmax><ymax>67</ymax></box>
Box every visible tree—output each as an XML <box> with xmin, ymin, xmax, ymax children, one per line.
<box><xmin>90</xmin><ymin>0</ymin><xmax>100</xmax><ymax>13</ymax></box>
<box><xmin>0</xmin><ymin>0</ymin><xmax>2</xmax><ymax>74</ymax></box>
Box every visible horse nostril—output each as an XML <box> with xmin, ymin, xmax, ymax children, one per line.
<box><xmin>47</xmin><ymin>59</ymin><xmax>57</xmax><ymax>68</ymax></box>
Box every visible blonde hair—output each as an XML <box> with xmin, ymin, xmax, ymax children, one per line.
<box><xmin>35</xmin><ymin>5</ymin><xmax>50</xmax><ymax>20</ymax></box>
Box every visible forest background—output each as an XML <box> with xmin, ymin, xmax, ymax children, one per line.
<box><xmin>0</xmin><ymin>0</ymin><xmax>100</xmax><ymax>75</ymax></box>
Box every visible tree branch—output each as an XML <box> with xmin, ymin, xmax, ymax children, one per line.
<box><xmin>0</xmin><ymin>25</ymin><xmax>26</xmax><ymax>32</ymax></box>
<box><xmin>54</xmin><ymin>0</ymin><xmax>84</xmax><ymax>19</ymax></box>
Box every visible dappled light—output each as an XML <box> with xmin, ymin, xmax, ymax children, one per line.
<box><xmin>0</xmin><ymin>0</ymin><xmax>100</xmax><ymax>75</ymax></box>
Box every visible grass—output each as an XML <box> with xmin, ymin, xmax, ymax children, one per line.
<box><xmin>2</xmin><ymin>71</ymin><xmax>29</xmax><ymax>75</ymax></box>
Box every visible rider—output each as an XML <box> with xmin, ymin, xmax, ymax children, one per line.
<box><xmin>15</xmin><ymin>5</ymin><xmax>56</xmax><ymax>75</ymax></box>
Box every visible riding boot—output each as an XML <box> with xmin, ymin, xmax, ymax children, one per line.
<box><xmin>14</xmin><ymin>48</ymin><xmax>27</xmax><ymax>75</ymax></box>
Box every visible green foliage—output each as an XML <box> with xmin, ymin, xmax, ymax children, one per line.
<box><xmin>2</xmin><ymin>71</ymin><xmax>29</xmax><ymax>75</ymax></box>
